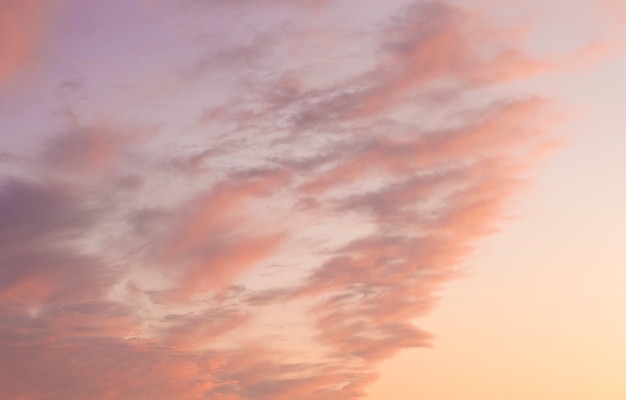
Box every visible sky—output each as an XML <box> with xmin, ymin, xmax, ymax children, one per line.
<box><xmin>0</xmin><ymin>0</ymin><xmax>625</xmax><ymax>399</ymax></box>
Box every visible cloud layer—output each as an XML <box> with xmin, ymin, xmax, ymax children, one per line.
<box><xmin>0</xmin><ymin>0</ymin><xmax>614</xmax><ymax>398</ymax></box>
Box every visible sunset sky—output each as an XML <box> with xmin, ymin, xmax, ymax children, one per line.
<box><xmin>1</xmin><ymin>0</ymin><xmax>625</xmax><ymax>399</ymax></box>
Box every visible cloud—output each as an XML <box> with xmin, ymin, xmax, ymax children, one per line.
<box><xmin>0</xmin><ymin>333</ymin><xmax>223</xmax><ymax>400</ymax></box>
<box><xmin>41</xmin><ymin>125</ymin><xmax>139</xmax><ymax>174</ymax></box>
<box><xmin>0</xmin><ymin>178</ymin><xmax>115</xmax><ymax>305</ymax></box>
<box><xmin>147</xmin><ymin>168</ymin><xmax>291</xmax><ymax>300</ymax></box>
<box><xmin>0</xmin><ymin>0</ymin><xmax>602</xmax><ymax>398</ymax></box>
<box><xmin>0</xmin><ymin>0</ymin><xmax>62</xmax><ymax>87</ymax></box>
<box><xmin>160</xmin><ymin>308</ymin><xmax>250</xmax><ymax>350</ymax></box>
<box><xmin>281</xmin><ymin>2</ymin><xmax>549</xmax><ymax>133</ymax></box>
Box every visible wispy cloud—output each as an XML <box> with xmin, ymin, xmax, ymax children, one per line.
<box><xmin>0</xmin><ymin>0</ymin><xmax>614</xmax><ymax>398</ymax></box>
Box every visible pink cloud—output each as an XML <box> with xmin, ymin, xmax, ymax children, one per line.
<box><xmin>0</xmin><ymin>0</ymin><xmax>61</xmax><ymax>87</ymax></box>
<box><xmin>155</xmin><ymin>169</ymin><xmax>290</xmax><ymax>299</ymax></box>
<box><xmin>0</xmin><ymin>0</ymin><xmax>607</xmax><ymax>398</ymax></box>
<box><xmin>41</xmin><ymin>122</ymin><xmax>145</xmax><ymax>176</ymax></box>
<box><xmin>0</xmin><ymin>335</ymin><xmax>223</xmax><ymax>400</ymax></box>
<box><xmin>161</xmin><ymin>308</ymin><xmax>250</xmax><ymax>350</ymax></box>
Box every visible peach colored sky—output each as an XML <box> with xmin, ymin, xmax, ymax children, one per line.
<box><xmin>0</xmin><ymin>0</ymin><xmax>624</xmax><ymax>399</ymax></box>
